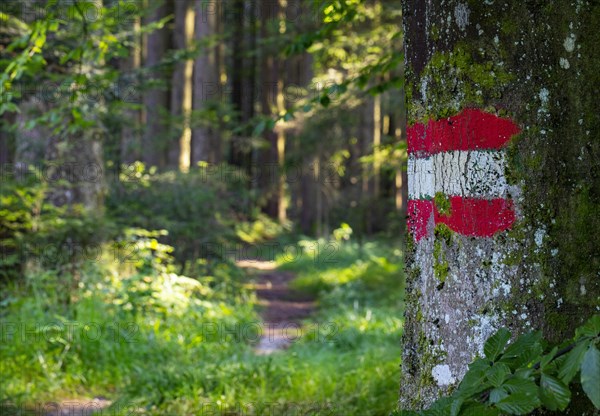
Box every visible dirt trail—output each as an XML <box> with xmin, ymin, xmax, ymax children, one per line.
<box><xmin>237</xmin><ymin>260</ymin><xmax>316</xmax><ymax>354</ymax></box>
<box><xmin>37</xmin><ymin>398</ymin><xmax>111</xmax><ymax>416</ymax></box>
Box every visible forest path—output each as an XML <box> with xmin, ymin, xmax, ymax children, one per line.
<box><xmin>237</xmin><ymin>260</ymin><xmax>316</xmax><ymax>354</ymax></box>
<box><xmin>41</xmin><ymin>398</ymin><xmax>111</xmax><ymax>416</ymax></box>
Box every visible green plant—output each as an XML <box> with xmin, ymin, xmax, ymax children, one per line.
<box><xmin>106</xmin><ymin>163</ymin><xmax>250</xmax><ymax>266</ymax></box>
<box><xmin>393</xmin><ymin>315</ymin><xmax>600</xmax><ymax>415</ymax></box>
<box><xmin>1</xmin><ymin>169</ymin><xmax>109</xmax><ymax>283</ymax></box>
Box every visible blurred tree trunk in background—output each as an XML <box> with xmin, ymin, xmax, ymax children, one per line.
<box><xmin>230</xmin><ymin>0</ymin><xmax>246</xmax><ymax>168</ymax></box>
<box><xmin>169</xmin><ymin>0</ymin><xmax>195</xmax><ymax>171</ymax></box>
<box><xmin>0</xmin><ymin>114</ymin><xmax>12</xmax><ymax>164</ymax></box>
<box><xmin>360</xmin><ymin>96</ymin><xmax>374</xmax><ymax>234</ymax></box>
<box><xmin>191</xmin><ymin>0</ymin><xmax>219</xmax><ymax>165</ymax></box>
<box><xmin>142</xmin><ymin>0</ymin><xmax>171</xmax><ymax>168</ymax></box>
<box><xmin>120</xmin><ymin>14</ymin><xmax>142</xmax><ymax>165</ymax></box>
<box><xmin>243</xmin><ymin>0</ymin><xmax>258</xmax><ymax>176</ymax></box>
<box><xmin>259</xmin><ymin>0</ymin><xmax>286</xmax><ymax>221</ymax></box>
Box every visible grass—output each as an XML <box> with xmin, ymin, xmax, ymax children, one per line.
<box><xmin>1</xmin><ymin>233</ymin><xmax>405</xmax><ymax>416</ymax></box>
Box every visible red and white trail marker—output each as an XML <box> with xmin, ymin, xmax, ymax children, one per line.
<box><xmin>407</xmin><ymin>108</ymin><xmax>521</xmax><ymax>241</ymax></box>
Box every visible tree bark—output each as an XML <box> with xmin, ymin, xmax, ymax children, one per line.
<box><xmin>258</xmin><ymin>0</ymin><xmax>286</xmax><ymax>221</ymax></box>
<box><xmin>0</xmin><ymin>113</ymin><xmax>13</xmax><ymax>165</ymax></box>
<box><xmin>142</xmin><ymin>0</ymin><xmax>170</xmax><ymax>168</ymax></box>
<box><xmin>400</xmin><ymin>1</ymin><xmax>600</xmax><ymax>412</ymax></box>
<box><xmin>169</xmin><ymin>0</ymin><xmax>194</xmax><ymax>171</ymax></box>
<box><xmin>120</xmin><ymin>15</ymin><xmax>141</xmax><ymax>165</ymax></box>
<box><xmin>191</xmin><ymin>0</ymin><xmax>219</xmax><ymax>165</ymax></box>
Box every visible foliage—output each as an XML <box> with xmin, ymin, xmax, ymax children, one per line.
<box><xmin>106</xmin><ymin>162</ymin><xmax>251</xmax><ymax>267</ymax></box>
<box><xmin>393</xmin><ymin>315</ymin><xmax>600</xmax><ymax>415</ymax></box>
<box><xmin>1</xmin><ymin>233</ymin><xmax>405</xmax><ymax>416</ymax></box>
<box><xmin>0</xmin><ymin>228</ymin><xmax>257</xmax><ymax>404</ymax></box>
<box><xmin>0</xmin><ymin>167</ymin><xmax>109</xmax><ymax>282</ymax></box>
<box><xmin>235</xmin><ymin>213</ymin><xmax>290</xmax><ymax>245</ymax></box>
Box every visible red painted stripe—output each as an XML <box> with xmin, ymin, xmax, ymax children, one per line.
<box><xmin>408</xmin><ymin>197</ymin><xmax>516</xmax><ymax>241</ymax></box>
<box><xmin>407</xmin><ymin>109</ymin><xmax>520</xmax><ymax>155</ymax></box>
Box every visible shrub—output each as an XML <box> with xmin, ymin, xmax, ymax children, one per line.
<box><xmin>106</xmin><ymin>163</ymin><xmax>251</xmax><ymax>267</ymax></box>
<box><xmin>393</xmin><ymin>315</ymin><xmax>600</xmax><ymax>415</ymax></box>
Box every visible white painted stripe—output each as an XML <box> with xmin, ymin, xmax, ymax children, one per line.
<box><xmin>408</xmin><ymin>150</ymin><xmax>508</xmax><ymax>199</ymax></box>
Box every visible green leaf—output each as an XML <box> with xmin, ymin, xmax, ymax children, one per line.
<box><xmin>459</xmin><ymin>402</ymin><xmax>500</xmax><ymax>416</ymax></box>
<box><xmin>502</xmin><ymin>331</ymin><xmax>542</xmax><ymax>359</ymax></box>
<box><xmin>485</xmin><ymin>328</ymin><xmax>511</xmax><ymax>361</ymax></box>
<box><xmin>0</xmin><ymin>102</ymin><xmax>20</xmax><ymax>115</ymax></box>
<box><xmin>422</xmin><ymin>397</ymin><xmax>453</xmax><ymax>416</ymax></box>
<box><xmin>450</xmin><ymin>396</ymin><xmax>465</xmax><ymax>416</ymax></box>
<box><xmin>576</xmin><ymin>315</ymin><xmax>600</xmax><ymax>339</ymax></box>
<box><xmin>495</xmin><ymin>391</ymin><xmax>541</xmax><ymax>415</ymax></box>
<box><xmin>513</xmin><ymin>368</ymin><xmax>534</xmax><ymax>380</ymax></box>
<box><xmin>252</xmin><ymin>120</ymin><xmax>266</xmax><ymax>136</ymax></box>
<box><xmin>581</xmin><ymin>345</ymin><xmax>600</xmax><ymax>408</ymax></box>
<box><xmin>319</xmin><ymin>94</ymin><xmax>331</xmax><ymax>107</ymax></box>
<box><xmin>502</xmin><ymin>377</ymin><xmax>538</xmax><ymax>396</ymax></box>
<box><xmin>539</xmin><ymin>346</ymin><xmax>558</xmax><ymax>370</ymax></box>
<box><xmin>539</xmin><ymin>374</ymin><xmax>571</xmax><ymax>411</ymax></box>
<box><xmin>486</xmin><ymin>362</ymin><xmax>511</xmax><ymax>387</ymax></box>
<box><xmin>558</xmin><ymin>339</ymin><xmax>590</xmax><ymax>383</ymax></box>
<box><xmin>456</xmin><ymin>358</ymin><xmax>491</xmax><ymax>397</ymax></box>
<box><xmin>489</xmin><ymin>387</ymin><xmax>509</xmax><ymax>404</ymax></box>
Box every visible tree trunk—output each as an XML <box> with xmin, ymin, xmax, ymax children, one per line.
<box><xmin>169</xmin><ymin>0</ymin><xmax>195</xmax><ymax>171</ymax></box>
<box><xmin>142</xmin><ymin>0</ymin><xmax>170</xmax><ymax>168</ymax></box>
<box><xmin>360</xmin><ymin>97</ymin><xmax>374</xmax><ymax>234</ymax></box>
<box><xmin>120</xmin><ymin>15</ymin><xmax>141</xmax><ymax>165</ymax></box>
<box><xmin>400</xmin><ymin>1</ymin><xmax>600</xmax><ymax>412</ymax></box>
<box><xmin>0</xmin><ymin>113</ymin><xmax>13</xmax><ymax>165</ymax></box>
<box><xmin>258</xmin><ymin>0</ymin><xmax>286</xmax><ymax>221</ymax></box>
<box><xmin>229</xmin><ymin>0</ymin><xmax>245</xmax><ymax>168</ymax></box>
<box><xmin>191</xmin><ymin>0</ymin><xmax>218</xmax><ymax>165</ymax></box>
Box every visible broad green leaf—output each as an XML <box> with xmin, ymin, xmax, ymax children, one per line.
<box><xmin>485</xmin><ymin>328</ymin><xmax>511</xmax><ymax>361</ymax></box>
<box><xmin>489</xmin><ymin>387</ymin><xmax>509</xmax><ymax>404</ymax></box>
<box><xmin>486</xmin><ymin>362</ymin><xmax>511</xmax><ymax>387</ymax></box>
<box><xmin>422</xmin><ymin>397</ymin><xmax>453</xmax><ymax>416</ymax></box>
<box><xmin>502</xmin><ymin>377</ymin><xmax>538</xmax><ymax>396</ymax></box>
<box><xmin>450</xmin><ymin>396</ymin><xmax>465</xmax><ymax>416</ymax></box>
<box><xmin>539</xmin><ymin>346</ymin><xmax>558</xmax><ymax>370</ymax></box>
<box><xmin>495</xmin><ymin>391</ymin><xmax>541</xmax><ymax>415</ymax></box>
<box><xmin>539</xmin><ymin>374</ymin><xmax>571</xmax><ymax>411</ymax></box>
<box><xmin>513</xmin><ymin>368</ymin><xmax>534</xmax><ymax>380</ymax></box>
<box><xmin>502</xmin><ymin>331</ymin><xmax>542</xmax><ymax>359</ymax></box>
<box><xmin>576</xmin><ymin>315</ymin><xmax>600</xmax><ymax>339</ymax></box>
<box><xmin>456</xmin><ymin>358</ymin><xmax>491</xmax><ymax>397</ymax></box>
<box><xmin>459</xmin><ymin>402</ymin><xmax>500</xmax><ymax>416</ymax></box>
<box><xmin>500</xmin><ymin>331</ymin><xmax>543</xmax><ymax>370</ymax></box>
<box><xmin>558</xmin><ymin>339</ymin><xmax>590</xmax><ymax>383</ymax></box>
<box><xmin>581</xmin><ymin>345</ymin><xmax>600</xmax><ymax>408</ymax></box>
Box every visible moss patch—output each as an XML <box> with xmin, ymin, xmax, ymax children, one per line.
<box><xmin>434</xmin><ymin>192</ymin><xmax>451</xmax><ymax>216</ymax></box>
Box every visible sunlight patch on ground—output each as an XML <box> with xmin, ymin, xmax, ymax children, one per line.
<box><xmin>236</xmin><ymin>260</ymin><xmax>278</xmax><ymax>270</ymax></box>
